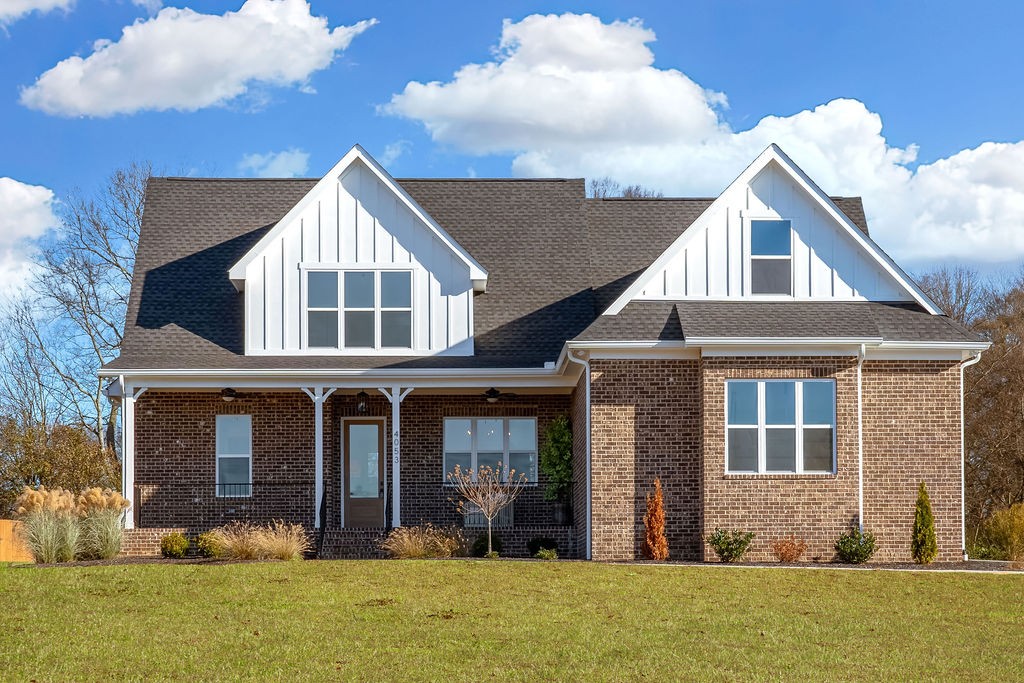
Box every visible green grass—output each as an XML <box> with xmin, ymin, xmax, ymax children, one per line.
<box><xmin>1</xmin><ymin>561</ymin><xmax>1022</xmax><ymax>681</ymax></box>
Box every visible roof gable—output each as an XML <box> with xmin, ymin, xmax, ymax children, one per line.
<box><xmin>228</xmin><ymin>144</ymin><xmax>487</xmax><ymax>290</ymax></box>
<box><xmin>603</xmin><ymin>144</ymin><xmax>941</xmax><ymax>315</ymax></box>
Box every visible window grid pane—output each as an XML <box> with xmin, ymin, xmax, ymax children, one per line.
<box><xmin>443</xmin><ymin>418</ymin><xmax>537</xmax><ymax>483</ymax></box>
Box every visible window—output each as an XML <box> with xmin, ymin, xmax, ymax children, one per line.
<box><xmin>305</xmin><ymin>270</ymin><xmax>412</xmax><ymax>350</ymax></box>
<box><xmin>726</xmin><ymin>380</ymin><xmax>835</xmax><ymax>474</ymax></box>
<box><xmin>750</xmin><ymin>219</ymin><xmax>792</xmax><ymax>295</ymax></box>
<box><xmin>443</xmin><ymin>417</ymin><xmax>537</xmax><ymax>483</ymax></box>
<box><xmin>216</xmin><ymin>415</ymin><xmax>252</xmax><ymax>497</ymax></box>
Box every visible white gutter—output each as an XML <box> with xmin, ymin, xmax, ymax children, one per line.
<box><xmin>960</xmin><ymin>351</ymin><xmax>983</xmax><ymax>560</ymax></box>
<box><xmin>857</xmin><ymin>344</ymin><xmax>866</xmax><ymax>532</ymax></box>
<box><xmin>566</xmin><ymin>350</ymin><xmax>592</xmax><ymax>560</ymax></box>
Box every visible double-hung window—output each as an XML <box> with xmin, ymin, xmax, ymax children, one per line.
<box><xmin>726</xmin><ymin>380</ymin><xmax>835</xmax><ymax>474</ymax></box>
<box><xmin>216</xmin><ymin>415</ymin><xmax>252</xmax><ymax>497</ymax></box>
<box><xmin>443</xmin><ymin>417</ymin><xmax>537</xmax><ymax>483</ymax></box>
<box><xmin>306</xmin><ymin>270</ymin><xmax>412</xmax><ymax>350</ymax></box>
<box><xmin>750</xmin><ymin>219</ymin><xmax>792</xmax><ymax>295</ymax></box>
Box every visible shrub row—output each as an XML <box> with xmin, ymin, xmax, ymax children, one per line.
<box><xmin>705</xmin><ymin>526</ymin><xmax>878</xmax><ymax>564</ymax></box>
<box><xmin>160</xmin><ymin>521</ymin><xmax>310</xmax><ymax>561</ymax></box>
<box><xmin>379</xmin><ymin>527</ymin><xmax>562</xmax><ymax>560</ymax></box>
<box><xmin>15</xmin><ymin>486</ymin><xmax>129</xmax><ymax>563</ymax></box>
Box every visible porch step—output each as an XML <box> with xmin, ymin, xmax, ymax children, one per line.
<box><xmin>318</xmin><ymin>529</ymin><xmax>388</xmax><ymax>559</ymax></box>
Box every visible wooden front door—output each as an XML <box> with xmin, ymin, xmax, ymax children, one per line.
<box><xmin>343</xmin><ymin>421</ymin><xmax>384</xmax><ymax>528</ymax></box>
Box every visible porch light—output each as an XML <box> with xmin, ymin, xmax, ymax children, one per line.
<box><xmin>356</xmin><ymin>390</ymin><xmax>369</xmax><ymax>414</ymax></box>
<box><xmin>484</xmin><ymin>387</ymin><xmax>500</xmax><ymax>403</ymax></box>
<box><xmin>220</xmin><ymin>388</ymin><xmax>237</xmax><ymax>402</ymax></box>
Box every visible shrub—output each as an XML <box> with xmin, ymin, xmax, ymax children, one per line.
<box><xmin>382</xmin><ymin>524</ymin><xmax>465</xmax><ymax>559</ymax></box>
<box><xmin>209</xmin><ymin>522</ymin><xmax>261</xmax><ymax>560</ymax></box>
<box><xmin>196</xmin><ymin>532</ymin><xmax>224</xmax><ymax>558</ymax></box>
<box><xmin>160</xmin><ymin>532</ymin><xmax>189</xmax><ymax>559</ymax></box>
<box><xmin>256</xmin><ymin>520</ymin><xmax>310</xmax><ymax>561</ymax></box>
<box><xmin>980</xmin><ymin>503</ymin><xmax>1024</xmax><ymax>562</ymax></box>
<box><xmin>706</xmin><ymin>528</ymin><xmax>755</xmax><ymax>563</ymax></box>
<box><xmin>535</xmin><ymin>548</ymin><xmax>558</xmax><ymax>560</ymax></box>
<box><xmin>835</xmin><ymin>526</ymin><xmax>876</xmax><ymax>564</ymax></box>
<box><xmin>527</xmin><ymin>537</ymin><xmax>558</xmax><ymax>556</ymax></box>
<box><xmin>19</xmin><ymin>511</ymin><xmax>71</xmax><ymax>563</ymax></box>
<box><xmin>539</xmin><ymin>415</ymin><xmax>573</xmax><ymax>502</ymax></box>
<box><xmin>472</xmin><ymin>533</ymin><xmax>502</xmax><ymax>558</ymax></box>
<box><xmin>911</xmin><ymin>481</ymin><xmax>938</xmax><ymax>564</ymax></box>
<box><xmin>642</xmin><ymin>478</ymin><xmax>669</xmax><ymax>560</ymax></box>
<box><xmin>770</xmin><ymin>535</ymin><xmax>807</xmax><ymax>563</ymax></box>
<box><xmin>484</xmin><ymin>551</ymin><xmax>499</xmax><ymax>559</ymax></box>
<box><xmin>79</xmin><ymin>509</ymin><xmax>124</xmax><ymax>560</ymax></box>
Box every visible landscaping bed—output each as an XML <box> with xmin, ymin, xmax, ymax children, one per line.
<box><xmin>1</xmin><ymin>560</ymin><xmax>1021</xmax><ymax>680</ymax></box>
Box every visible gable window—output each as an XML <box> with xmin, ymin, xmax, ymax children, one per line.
<box><xmin>443</xmin><ymin>417</ymin><xmax>537</xmax><ymax>483</ymax></box>
<box><xmin>216</xmin><ymin>415</ymin><xmax>252</xmax><ymax>497</ymax></box>
<box><xmin>750</xmin><ymin>219</ymin><xmax>792</xmax><ymax>295</ymax></box>
<box><xmin>306</xmin><ymin>270</ymin><xmax>412</xmax><ymax>350</ymax></box>
<box><xmin>726</xmin><ymin>380</ymin><xmax>835</xmax><ymax>474</ymax></box>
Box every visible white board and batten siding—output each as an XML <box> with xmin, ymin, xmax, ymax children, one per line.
<box><xmin>637</xmin><ymin>162</ymin><xmax>912</xmax><ymax>302</ymax></box>
<box><xmin>245</xmin><ymin>160</ymin><xmax>474</xmax><ymax>355</ymax></box>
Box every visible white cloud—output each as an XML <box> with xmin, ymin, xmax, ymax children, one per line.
<box><xmin>20</xmin><ymin>0</ymin><xmax>376</xmax><ymax>116</ymax></box>
<box><xmin>0</xmin><ymin>178</ymin><xmax>59</xmax><ymax>293</ymax></box>
<box><xmin>386</xmin><ymin>12</ymin><xmax>1024</xmax><ymax>265</ymax></box>
<box><xmin>0</xmin><ymin>0</ymin><xmax>73</xmax><ymax>26</ymax></box>
<box><xmin>132</xmin><ymin>0</ymin><xmax>162</xmax><ymax>15</ymax></box>
<box><xmin>238</xmin><ymin>148</ymin><xmax>310</xmax><ymax>177</ymax></box>
<box><xmin>379</xmin><ymin>140</ymin><xmax>411</xmax><ymax>167</ymax></box>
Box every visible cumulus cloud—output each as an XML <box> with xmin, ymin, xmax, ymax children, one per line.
<box><xmin>0</xmin><ymin>0</ymin><xmax>73</xmax><ymax>26</ymax></box>
<box><xmin>379</xmin><ymin>140</ymin><xmax>411</xmax><ymax>167</ymax></box>
<box><xmin>20</xmin><ymin>0</ymin><xmax>376</xmax><ymax>116</ymax></box>
<box><xmin>238</xmin><ymin>148</ymin><xmax>310</xmax><ymax>177</ymax></box>
<box><xmin>0</xmin><ymin>178</ymin><xmax>59</xmax><ymax>293</ymax></box>
<box><xmin>386</xmin><ymin>12</ymin><xmax>1024</xmax><ymax>264</ymax></box>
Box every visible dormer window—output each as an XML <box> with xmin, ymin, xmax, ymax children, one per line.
<box><xmin>750</xmin><ymin>220</ymin><xmax>792</xmax><ymax>295</ymax></box>
<box><xmin>306</xmin><ymin>269</ymin><xmax>412</xmax><ymax>350</ymax></box>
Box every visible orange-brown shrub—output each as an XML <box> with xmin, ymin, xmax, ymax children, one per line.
<box><xmin>770</xmin><ymin>535</ymin><xmax>808</xmax><ymax>563</ymax></box>
<box><xmin>642</xmin><ymin>478</ymin><xmax>669</xmax><ymax>561</ymax></box>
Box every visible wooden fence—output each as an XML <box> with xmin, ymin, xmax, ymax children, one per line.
<box><xmin>0</xmin><ymin>519</ymin><xmax>33</xmax><ymax>562</ymax></box>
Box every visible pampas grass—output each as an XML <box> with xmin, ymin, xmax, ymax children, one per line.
<box><xmin>381</xmin><ymin>524</ymin><xmax>467</xmax><ymax>559</ymax></box>
<box><xmin>209</xmin><ymin>520</ymin><xmax>310</xmax><ymax>561</ymax></box>
<box><xmin>15</xmin><ymin>485</ymin><xmax>129</xmax><ymax>563</ymax></box>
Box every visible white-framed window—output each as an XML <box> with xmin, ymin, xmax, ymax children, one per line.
<box><xmin>725</xmin><ymin>379</ymin><xmax>835</xmax><ymax>474</ymax></box>
<box><xmin>443</xmin><ymin>417</ymin><xmax>537</xmax><ymax>483</ymax></box>
<box><xmin>305</xmin><ymin>269</ymin><xmax>413</xmax><ymax>350</ymax></box>
<box><xmin>216</xmin><ymin>414</ymin><xmax>252</xmax><ymax>497</ymax></box>
<box><xmin>750</xmin><ymin>219</ymin><xmax>792</xmax><ymax>295</ymax></box>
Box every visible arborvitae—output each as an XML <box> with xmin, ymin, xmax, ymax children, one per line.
<box><xmin>642</xmin><ymin>478</ymin><xmax>669</xmax><ymax>561</ymax></box>
<box><xmin>911</xmin><ymin>481</ymin><xmax>938</xmax><ymax>564</ymax></box>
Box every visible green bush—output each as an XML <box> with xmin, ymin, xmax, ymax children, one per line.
<box><xmin>79</xmin><ymin>510</ymin><xmax>124</xmax><ymax>560</ymax></box>
<box><xmin>539</xmin><ymin>415</ymin><xmax>573</xmax><ymax>502</ymax></box>
<box><xmin>979</xmin><ymin>503</ymin><xmax>1024</xmax><ymax>561</ymax></box>
<box><xmin>472</xmin><ymin>533</ymin><xmax>502</xmax><ymax>558</ymax></box>
<box><xmin>527</xmin><ymin>537</ymin><xmax>558</xmax><ymax>556</ymax></box>
<box><xmin>911</xmin><ymin>482</ymin><xmax>938</xmax><ymax>564</ymax></box>
<box><xmin>835</xmin><ymin>526</ymin><xmax>876</xmax><ymax>564</ymax></box>
<box><xmin>195</xmin><ymin>532</ymin><xmax>223</xmax><ymax>558</ymax></box>
<box><xmin>535</xmin><ymin>548</ymin><xmax>558</xmax><ymax>560</ymax></box>
<box><xmin>160</xmin><ymin>532</ymin><xmax>189</xmax><ymax>559</ymax></box>
<box><xmin>706</xmin><ymin>528</ymin><xmax>755</xmax><ymax>562</ymax></box>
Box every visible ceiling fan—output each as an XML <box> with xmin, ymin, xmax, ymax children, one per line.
<box><xmin>483</xmin><ymin>387</ymin><xmax>518</xmax><ymax>403</ymax></box>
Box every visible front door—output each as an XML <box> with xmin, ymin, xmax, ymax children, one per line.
<box><xmin>343</xmin><ymin>421</ymin><xmax>384</xmax><ymax>528</ymax></box>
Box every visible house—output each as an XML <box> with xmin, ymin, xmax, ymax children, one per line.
<box><xmin>102</xmin><ymin>144</ymin><xmax>987</xmax><ymax>561</ymax></box>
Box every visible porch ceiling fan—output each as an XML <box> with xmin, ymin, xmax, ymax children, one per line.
<box><xmin>483</xmin><ymin>387</ymin><xmax>518</xmax><ymax>403</ymax></box>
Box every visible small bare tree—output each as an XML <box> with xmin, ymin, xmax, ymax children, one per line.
<box><xmin>447</xmin><ymin>464</ymin><xmax>527</xmax><ymax>556</ymax></box>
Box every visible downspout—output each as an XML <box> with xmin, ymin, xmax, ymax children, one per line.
<box><xmin>567</xmin><ymin>351</ymin><xmax>592</xmax><ymax>560</ymax></box>
<box><xmin>960</xmin><ymin>351</ymin><xmax>983</xmax><ymax>560</ymax></box>
<box><xmin>857</xmin><ymin>344</ymin><xmax>866</xmax><ymax>532</ymax></box>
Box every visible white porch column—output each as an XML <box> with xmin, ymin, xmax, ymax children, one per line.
<box><xmin>303</xmin><ymin>387</ymin><xmax>336</xmax><ymax>529</ymax></box>
<box><xmin>379</xmin><ymin>386</ymin><xmax>413</xmax><ymax>528</ymax></box>
<box><xmin>121</xmin><ymin>382</ymin><xmax>146</xmax><ymax>530</ymax></box>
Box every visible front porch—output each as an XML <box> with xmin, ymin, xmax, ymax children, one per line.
<box><xmin>120</xmin><ymin>384</ymin><xmax>584</xmax><ymax>558</ymax></box>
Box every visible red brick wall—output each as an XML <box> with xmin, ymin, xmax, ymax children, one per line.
<box><xmin>700</xmin><ymin>357</ymin><xmax>860</xmax><ymax>562</ymax></box>
<box><xmin>862</xmin><ymin>360</ymin><xmax>963</xmax><ymax>562</ymax></box>
<box><xmin>589</xmin><ymin>359</ymin><xmax>702</xmax><ymax>561</ymax></box>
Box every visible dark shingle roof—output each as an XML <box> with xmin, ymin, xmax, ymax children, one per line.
<box><xmin>106</xmin><ymin>177</ymin><xmax>969</xmax><ymax>373</ymax></box>
<box><xmin>575</xmin><ymin>301</ymin><xmax>981</xmax><ymax>344</ymax></box>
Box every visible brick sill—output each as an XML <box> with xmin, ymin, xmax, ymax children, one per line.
<box><xmin>721</xmin><ymin>473</ymin><xmax>837</xmax><ymax>481</ymax></box>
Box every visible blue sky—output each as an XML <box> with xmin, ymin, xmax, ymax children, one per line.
<box><xmin>2</xmin><ymin>0</ymin><xmax>1024</xmax><ymax>283</ymax></box>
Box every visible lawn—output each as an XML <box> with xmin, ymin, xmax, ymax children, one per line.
<box><xmin>1</xmin><ymin>561</ymin><xmax>1022</xmax><ymax>681</ymax></box>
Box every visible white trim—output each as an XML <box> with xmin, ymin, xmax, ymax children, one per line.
<box><xmin>214</xmin><ymin>414</ymin><xmax>253</xmax><ymax>499</ymax></box>
<box><xmin>379</xmin><ymin>386</ymin><xmax>412</xmax><ymax>527</ymax></box>
<box><xmin>688</xmin><ymin>336</ymin><xmax>883</xmax><ymax>346</ymax></box>
<box><xmin>229</xmin><ymin>145</ymin><xmax>487</xmax><ymax>290</ymax></box>
<box><xmin>121</xmin><ymin>376</ymin><xmax>135</xmax><ymax>529</ymax></box>
<box><xmin>960</xmin><ymin>351</ymin><xmax>983</xmax><ymax>559</ymax></box>
<box><xmin>604</xmin><ymin>144</ymin><xmax>942</xmax><ymax>316</ymax></box>
<box><xmin>302</xmin><ymin>386</ymin><xmax>336</xmax><ymax>528</ymax></box>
